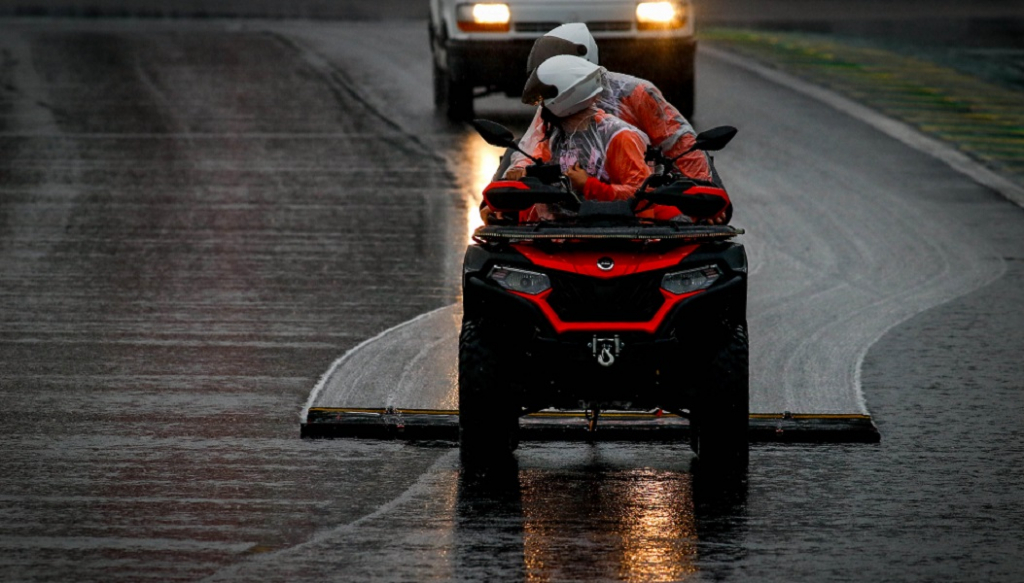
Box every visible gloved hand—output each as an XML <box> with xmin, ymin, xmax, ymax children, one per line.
<box><xmin>565</xmin><ymin>162</ymin><xmax>589</xmax><ymax>193</ymax></box>
<box><xmin>503</xmin><ymin>167</ymin><xmax>526</xmax><ymax>181</ymax></box>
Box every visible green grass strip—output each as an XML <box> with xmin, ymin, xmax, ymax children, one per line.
<box><xmin>701</xmin><ymin>28</ymin><xmax>1024</xmax><ymax>184</ymax></box>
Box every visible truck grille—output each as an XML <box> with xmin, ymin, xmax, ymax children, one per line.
<box><xmin>585</xmin><ymin>21</ymin><xmax>632</xmax><ymax>32</ymax></box>
<box><xmin>515</xmin><ymin>22</ymin><xmax>561</xmax><ymax>33</ymax></box>
<box><xmin>546</xmin><ymin>271</ymin><xmax>665</xmax><ymax>322</ymax></box>
<box><xmin>515</xmin><ymin>21</ymin><xmax>632</xmax><ymax>34</ymax></box>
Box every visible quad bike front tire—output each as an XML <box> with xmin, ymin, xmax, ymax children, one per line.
<box><xmin>458</xmin><ymin>318</ymin><xmax>520</xmax><ymax>457</ymax></box>
<box><xmin>690</xmin><ymin>320</ymin><xmax>749</xmax><ymax>468</ymax></box>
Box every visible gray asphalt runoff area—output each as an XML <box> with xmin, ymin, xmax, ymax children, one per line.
<box><xmin>0</xmin><ymin>1</ymin><xmax>1022</xmax><ymax>581</ymax></box>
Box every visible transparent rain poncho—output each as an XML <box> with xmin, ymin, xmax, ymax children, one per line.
<box><xmin>511</xmin><ymin>70</ymin><xmax>711</xmax><ymax>182</ymax></box>
<box><xmin>538</xmin><ymin>108</ymin><xmax>651</xmax><ymax>202</ymax></box>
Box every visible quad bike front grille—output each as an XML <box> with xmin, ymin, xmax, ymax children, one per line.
<box><xmin>546</xmin><ymin>271</ymin><xmax>665</xmax><ymax>322</ymax></box>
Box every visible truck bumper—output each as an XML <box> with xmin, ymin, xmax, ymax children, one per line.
<box><xmin>444</xmin><ymin>36</ymin><xmax>697</xmax><ymax>96</ymax></box>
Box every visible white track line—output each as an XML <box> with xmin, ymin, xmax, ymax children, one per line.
<box><xmin>706</xmin><ymin>45</ymin><xmax>1010</xmax><ymax>420</ymax></box>
<box><xmin>300</xmin><ymin>304</ymin><xmax>456</xmax><ymax>420</ymax></box>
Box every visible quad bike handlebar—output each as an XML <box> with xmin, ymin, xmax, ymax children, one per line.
<box><xmin>483</xmin><ymin>178</ymin><xmax>578</xmax><ymax>212</ymax></box>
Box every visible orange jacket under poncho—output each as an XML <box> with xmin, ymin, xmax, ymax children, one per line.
<box><xmin>512</xmin><ymin>70</ymin><xmax>712</xmax><ymax>181</ymax></box>
<box><xmin>511</xmin><ymin>69</ymin><xmax>730</xmax><ymax>220</ymax></box>
<box><xmin>518</xmin><ymin>109</ymin><xmax>680</xmax><ymax>222</ymax></box>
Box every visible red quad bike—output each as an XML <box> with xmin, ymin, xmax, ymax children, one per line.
<box><xmin>460</xmin><ymin>120</ymin><xmax>748</xmax><ymax>467</ymax></box>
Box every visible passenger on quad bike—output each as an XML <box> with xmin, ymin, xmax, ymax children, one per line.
<box><xmin>486</xmin><ymin>55</ymin><xmax>684</xmax><ymax>224</ymax></box>
<box><xmin>502</xmin><ymin>23</ymin><xmax>729</xmax><ymax>223</ymax></box>
<box><xmin>516</xmin><ymin>55</ymin><xmax>652</xmax><ymax>207</ymax></box>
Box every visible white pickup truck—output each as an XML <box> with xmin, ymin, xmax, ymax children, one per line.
<box><xmin>429</xmin><ymin>0</ymin><xmax>696</xmax><ymax>120</ymax></box>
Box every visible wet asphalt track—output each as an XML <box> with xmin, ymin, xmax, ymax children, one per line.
<box><xmin>0</xmin><ymin>15</ymin><xmax>1023</xmax><ymax>583</ymax></box>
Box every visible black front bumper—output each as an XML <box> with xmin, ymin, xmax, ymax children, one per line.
<box><xmin>444</xmin><ymin>38</ymin><xmax>534</xmax><ymax>94</ymax></box>
<box><xmin>464</xmin><ymin>273</ymin><xmax>744</xmax><ymax>408</ymax></box>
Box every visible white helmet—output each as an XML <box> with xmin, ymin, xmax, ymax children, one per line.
<box><xmin>525</xmin><ymin>23</ymin><xmax>599</xmax><ymax>72</ymax></box>
<box><xmin>522</xmin><ymin>55</ymin><xmax>604</xmax><ymax>117</ymax></box>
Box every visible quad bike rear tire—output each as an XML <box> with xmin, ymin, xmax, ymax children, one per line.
<box><xmin>458</xmin><ymin>318</ymin><xmax>520</xmax><ymax>457</ymax></box>
<box><xmin>690</xmin><ymin>320</ymin><xmax>749</xmax><ymax>468</ymax></box>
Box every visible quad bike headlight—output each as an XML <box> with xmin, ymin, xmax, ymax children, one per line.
<box><xmin>488</xmin><ymin>266</ymin><xmax>551</xmax><ymax>295</ymax></box>
<box><xmin>456</xmin><ymin>3</ymin><xmax>511</xmax><ymax>32</ymax></box>
<box><xmin>661</xmin><ymin>265</ymin><xmax>721</xmax><ymax>295</ymax></box>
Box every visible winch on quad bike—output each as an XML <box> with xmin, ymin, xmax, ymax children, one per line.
<box><xmin>459</xmin><ymin>120</ymin><xmax>749</xmax><ymax>467</ymax></box>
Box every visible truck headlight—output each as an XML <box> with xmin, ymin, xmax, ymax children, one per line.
<box><xmin>456</xmin><ymin>3</ymin><xmax>511</xmax><ymax>32</ymax></box>
<box><xmin>636</xmin><ymin>1</ymin><xmax>686</xmax><ymax>30</ymax></box>
<box><xmin>488</xmin><ymin>266</ymin><xmax>551</xmax><ymax>295</ymax></box>
<box><xmin>661</xmin><ymin>265</ymin><xmax>720</xmax><ymax>295</ymax></box>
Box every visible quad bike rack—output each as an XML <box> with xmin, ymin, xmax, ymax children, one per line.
<box><xmin>301</xmin><ymin>407</ymin><xmax>880</xmax><ymax>443</ymax></box>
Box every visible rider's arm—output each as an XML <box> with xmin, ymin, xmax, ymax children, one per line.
<box><xmin>580</xmin><ymin>130</ymin><xmax>651</xmax><ymax>202</ymax></box>
<box><xmin>625</xmin><ymin>84</ymin><xmax>713</xmax><ymax>183</ymax></box>
<box><xmin>626</xmin><ymin>83</ymin><xmax>731</xmax><ymax>223</ymax></box>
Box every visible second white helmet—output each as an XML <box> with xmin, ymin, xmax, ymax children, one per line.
<box><xmin>522</xmin><ymin>55</ymin><xmax>604</xmax><ymax>117</ymax></box>
<box><xmin>525</xmin><ymin>23</ymin><xmax>599</xmax><ymax>73</ymax></box>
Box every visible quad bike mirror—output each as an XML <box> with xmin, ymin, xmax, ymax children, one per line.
<box><xmin>673</xmin><ymin>126</ymin><xmax>738</xmax><ymax>160</ymax></box>
<box><xmin>692</xmin><ymin>126</ymin><xmax>737</xmax><ymax>152</ymax></box>
<box><xmin>473</xmin><ymin>119</ymin><xmax>546</xmax><ymax>166</ymax></box>
<box><xmin>472</xmin><ymin>119</ymin><xmax>517</xmax><ymax>149</ymax></box>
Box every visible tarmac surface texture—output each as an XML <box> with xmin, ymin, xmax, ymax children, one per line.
<box><xmin>0</xmin><ymin>13</ymin><xmax>1022</xmax><ymax>583</ymax></box>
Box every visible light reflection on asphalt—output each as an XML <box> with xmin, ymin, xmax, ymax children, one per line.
<box><xmin>455</xmin><ymin>445</ymin><xmax>709</xmax><ymax>582</ymax></box>
<box><xmin>457</xmin><ymin>131</ymin><xmax>500</xmax><ymax>245</ymax></box>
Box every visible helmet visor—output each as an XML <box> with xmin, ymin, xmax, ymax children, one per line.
<box><xmin>526</xmin><ymin>36</ymin><xmax>589</xmax><ymax>73</ymax></box>
<box><xmin>522</xmin><ymin>67</ymin><xmax>560</xmax><ymax>106</ymax></box>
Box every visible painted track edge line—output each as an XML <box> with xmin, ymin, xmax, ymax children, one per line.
<box><xmin>299</xmin><ymin>304</ymin><xmax>457</xmax><ymax>421</ymax></box>
<box><xmin>701</xmin><ymin>45</ymin><xmax>1024</xmax><ymax>209</ymax></box>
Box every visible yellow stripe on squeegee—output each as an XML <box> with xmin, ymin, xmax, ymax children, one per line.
<box><xmin>310</xmin><ymin>408</ymin><xmax>872</xmax><ymax>421</ymax></box>
<box><xmin>749</xmin><ymin>413</ymin><xmax>873</xmax><ymax>420</ymax></box>
<box><xmin>527</xmin><ymin>411</ymin><xmax>682</xmax><ymax>419</ymax></box>
<box><xmin>536</xmin><ymin>412</ymin><xmax>875</xmax><ymax>420</ymax></box>
<box><xmin>310</xmin><ymin>408</ymin><xmax>678</xmax><ymax>418</ymax></box>
<box><xmin>308</xmin><ymin>407</ymin><xmax>457</xmax><ymax>415</ymax></box>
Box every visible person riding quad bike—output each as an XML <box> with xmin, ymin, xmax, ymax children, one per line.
<box><xmin>502</xmin><ymin>23</ymin><xmax>731</xmax><ymax>224</ymax></box>
<box><xmin>515</xmin><ymin>56</ymin><xmax>653</xmax><ymax>213</ymax></box>
<box><xmin>486</xmin><ymin>55</ymin><xmax>690</xmax><ymax>224</ymax></box>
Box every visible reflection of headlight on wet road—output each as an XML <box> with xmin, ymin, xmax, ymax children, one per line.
<box><xmin>520</xmin><ymin>466</ymin><xmax>698</xmax><ymax>582</ymax></box>
<box><xmin>462</xmin><ymin>133</ymin><xmax>503</xmax><ymax>242</ymax></box>
<box><xmin>619</xmin><ymin>470</ymin><xmax>698</xmax><ymax>582</ymax></box>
